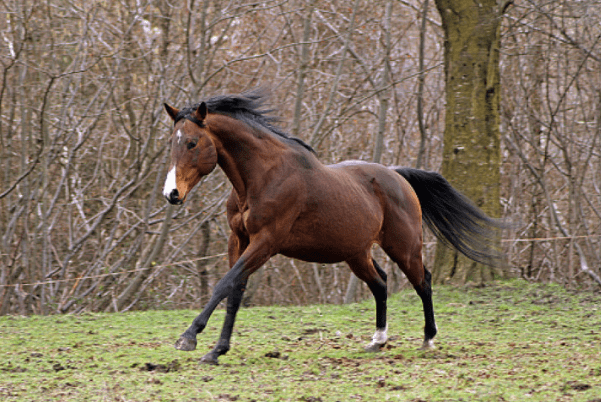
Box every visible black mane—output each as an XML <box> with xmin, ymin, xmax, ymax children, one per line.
<box><xmin>175</xmin><ymin>89</ymin><xmax>315</xmax><ymax>154</ymax></box>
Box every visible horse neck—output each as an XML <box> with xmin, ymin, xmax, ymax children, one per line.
<box><xmin>209</xmin><ymin>115</ymin><xmax>285</xmax><ymax>203</ymax></box>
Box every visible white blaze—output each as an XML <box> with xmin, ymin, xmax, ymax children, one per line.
<box><xmin>177</xmin><ymin>129</ymin><xmax>183</xmax><ymax>144</ymax></box>
<box><xmin>163</xmin><ymin>166</ymin><xmax>177</xmax><ymax>198</ymax></box>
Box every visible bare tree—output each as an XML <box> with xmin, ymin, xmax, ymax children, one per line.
<box><xmin>1</xmin><ymin>0</ymin><xmax>598</xmax><ymax>316</ymax></box>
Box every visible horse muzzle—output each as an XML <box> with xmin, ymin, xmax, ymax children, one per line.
<box><xmin>165</xmin><ymin>189</ymin><xmax>184</xmax><ymax>205</ymax></box>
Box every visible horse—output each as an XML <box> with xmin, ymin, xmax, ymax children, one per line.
<box><xmin>162</xmin><ymin>89</ymin><xmax>504</xmax><ymax>365</ymax></box>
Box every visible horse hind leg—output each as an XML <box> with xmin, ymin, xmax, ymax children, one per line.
<box><xmin>373</xmin><ymin>258</ymin><xmax>387</xmax><ymax>282</ymax></box>
<box><xmin>383</xmin><ymin>241</ymin><xmax>437</xmax><ymax>350</ymax></box>
<box><xmin>416</xmin><ymin>266</ymin><xmax>437</xmax><ymax>349</ymax></box>
<box><xmin>367</xmin><ymin>258</ymin><xmax>389</xmax><ymax>351</ymax></box>
<box><xmin>347</xmin><ymin>255</ymin><xmax>388</xmax><ymax>352</ymax></box>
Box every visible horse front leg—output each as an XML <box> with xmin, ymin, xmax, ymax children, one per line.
<box><xmin>198</xmin><ymin>234</ymin><xmax>248</xmax><ymax>365</ymax></box>
<box><xmin>198</xmin><ymin>279</ymin><xmax>247</xmax><ymax>364</ymax></box>
<box><xmin>174</xmin><ymin>238</ymin><xmax>272</xmax><ymax>356</ymax></box>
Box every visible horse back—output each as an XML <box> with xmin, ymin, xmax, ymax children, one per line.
<box><xmin>325</xmin><ymin>161</ymin><xmax>421</xmax><ymax>218</ymax></box>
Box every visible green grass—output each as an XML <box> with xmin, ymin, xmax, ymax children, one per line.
<box><xmin>1</xmin><ymin>280</ymin><xmax>600</xmax><ymax>401</ymax></box>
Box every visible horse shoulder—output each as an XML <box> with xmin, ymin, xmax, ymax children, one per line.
<box><xmin>247</xmin><ymin>173</ymin><xmax>307</xmax><ymax>238</ymax></box>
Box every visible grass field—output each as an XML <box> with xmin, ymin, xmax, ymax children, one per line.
<box><xmin>1</xmin><ymin>280</ymin><xmax>600</xmax><ymax>401</ymax></box>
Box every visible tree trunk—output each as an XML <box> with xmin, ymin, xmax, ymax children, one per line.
<box><xmin>432</xmin><ymin>0</ymin><xmax>507</xmax><ymax>285</ymax></box>
<box><xmin>115</xmin><ymin>204</ymin><xmax>174</xmax><ymax>311</ymax></box>
<box><xmin>292</xmin><ymin>1</ymin><xmax>315</xmax><ymax>138</ymax></box>
<box><xmin>196</xmin><ymin>220</ymin><xmax>211</xmax><ymax>306</ymax></box>
<box><xmin>416</xmin><ymin>0</ymin><xmax>431</xmax><ymax>170</ymax></box>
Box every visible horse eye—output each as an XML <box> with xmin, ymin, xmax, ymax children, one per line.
<box><xmin>187</xmin><ymin>141</ymin><xmax>197</xmax><ymax>150</ymax></box>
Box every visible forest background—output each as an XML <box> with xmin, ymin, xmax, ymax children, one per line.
<box><xmin>1</xmin><ymin>0</ymin><xmax>600</xmax><ymax>315</ymax></box>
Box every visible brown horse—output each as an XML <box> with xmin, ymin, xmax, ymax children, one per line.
<box><xmin>162</xmin><ymin>89</ymin><xmax>504</xmax><ymax>364</ymax></box>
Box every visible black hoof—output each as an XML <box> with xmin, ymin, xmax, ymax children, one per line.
<box><xmin>199</xmin><ymin>352</ymin><xmax>219</xmax><ymax>365</ymax></box>
<box><xmin>175</xmin><ymin>336</ymin><xmax>197</xmax><ymax>351</ymax></box>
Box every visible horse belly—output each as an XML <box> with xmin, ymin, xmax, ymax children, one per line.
<box><xmin>280</xmin><ymin>195</ymin><xmax>382</xmax><ymax>264</ymax></box>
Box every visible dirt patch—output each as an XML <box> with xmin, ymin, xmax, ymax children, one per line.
<box><xmin>562</xmin><ymin>381</ymin><xmax>591</xmax><ymax>392</ymax></box>
<box><xmin>134</xmin><ymin>359</ymin><xmax>181</xmax><ymax>373</ymax></box>
<box><xmin>1</xmin><ymin>364</ymin><xmax>27</xmax><ymax>373</ymax></box>
<box><xmin>264</xmin><ymin>350</ymin><xmax>282</xmax><ymax>359</ymax></box>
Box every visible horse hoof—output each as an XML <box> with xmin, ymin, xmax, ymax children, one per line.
<box><xmin>199</xmin><ymin>353</ymin><xmax>219</xmax><ymax>365</ymax></box>
<box><xmin>364</xmin><ymin>342</ymin><xmax>385</xmax><ymax>353</ymax></box>
<box><xmin>420</xmin><ymin>339</ymin><xmax>435</xmax><ymax>350</ymax></box>
<box><xmin>175</xmin><ymin>336</ymin><xmax>197</xmax><ymax>351</ymax></box>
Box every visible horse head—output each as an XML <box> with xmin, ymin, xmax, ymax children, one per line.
<box><xmin>162</xmin><ymin>102</ymin><xmax>218</xmax><ymax>204</ymax></box>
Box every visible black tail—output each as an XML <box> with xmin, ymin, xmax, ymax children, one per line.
<box><xmin>394</xmin><ymin>167</ymin><xmax>506</xmax><ymax>265</ymax></box>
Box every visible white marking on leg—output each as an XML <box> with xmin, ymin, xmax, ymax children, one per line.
<box><xmin>163</xmin><ymin>166</ymin><xmax>177</xmax><ymax>198</ymax></box>
<box><xmin>421</xmin><ymin>338</ymin><xmax>435</xmax><ymax>350</ymax></box>
<box><xmin>372</xmin><ymin>325</ymin><xmax>388</xmax><ymax>344</ymax></box>
<box><xmin>366</xmin><ymin>325</ymin><xmax>388</xmax><ymax>350</ymax></box>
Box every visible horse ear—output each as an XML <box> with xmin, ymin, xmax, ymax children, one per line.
<box><xmin>164</xmin><ymin>103</ymin><xmax>180</xmax><ymax>121</ymax></box>
<box><xmin>195</xmin><ymin>102</ymin><xmax>208</xmax><ymax>121</ymax></box>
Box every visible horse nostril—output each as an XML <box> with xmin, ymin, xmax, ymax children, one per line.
<box><xmin>166</xmin><ymin>189</ymin><xmax>181</xmax><ymax>204</ymax></box>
